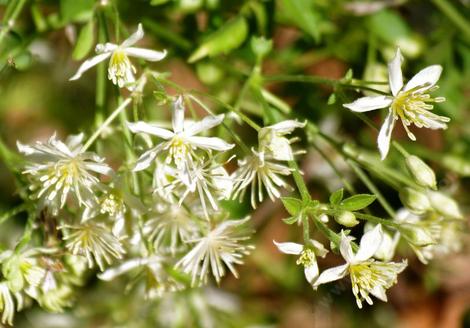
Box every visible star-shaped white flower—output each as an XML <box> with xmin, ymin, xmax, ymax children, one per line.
<box><xmin>273</xmin><ymin>239</ymin><xmax>327</xmax><ymax>284</ymax></box>
<box><xmin>344</xmin><ymin>48</ymin><xmax>449</xmax><ymax>159</ymax></box>
<box><xmin>313</xmin><ymin>225</ymin><xmax>407</xmax><ymax>308</ymax></box>
<box><xmin>70</xmin><ymin>23</ymin><xmax>167</xmax><ymax>88</ymax></box>
<box><xmin>127</xmin><ymin>96</ymin><xmax>234</xmax><ymax>173</ymax></box>
<box><xmin>258</xmin><ymin>120</ymin><xmax>306</xmax><ymax>161</ymax></box>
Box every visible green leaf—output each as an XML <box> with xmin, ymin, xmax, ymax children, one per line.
<box><xmin>72</xmin><ymin>19</ymin><xmax>95</xmax><ymax>60</ymax></box>
<box><xmin>60</xmin><ymin>0</ymin><xmax>94</xmax><ymax>23</ymax></box>
<box><xmin>281</xmin><ymin>197</ymin><xmax>302</xmax><ymax>216</ymax></box>
<box><xmin>339</xmin><ymin>194</ymin><xmax>376</xmax><ymax>211</ymax></box>
<box><xmin>278</xmin><ymin>0</ymin><xmax>321</xmax><ymax>42</ymax></box>
<box><xmin>327</xmin><ymin>93</ymin><xmax>336</xmax><ymax>105</ymax></box>
<box><xmin>368</xmin><ymin>9</ymin><xmax>409</xmax><ymax>45</ymax></box>
<box><xmin>188</xmin><ymin>16</ymin><xmax>248</xmax><ymax>63</ymax></box>
<box><xmin>329</xmin><ymin>188</ymin><xmax>344</xmax><ymax>205</ymax></box>
<box><xmin>282</xmin><ymin>216</ymin><xmax>299</xmax><ymax>225</ymax></box>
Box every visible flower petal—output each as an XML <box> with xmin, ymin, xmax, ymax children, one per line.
<box><xmin>133</xmin><ymin>148</ymin><xmax>158</xmax><ymax>171</ymax></box>
<box><xmin>187</xmin><ymin>136</ymin><xmax>235</xmax><ymax>151</ymax></box>
<box><xmin>377</xmin><ymin>110</ymin><xmax>395</xmax><ymax>160</ymax></box>
<box><xmin>403</xmin><ymin>65</ymin><xmax>442</xmax><ymax>92</ymax></box>
<box><xmin>339</xmin><ymin>232</ymin><xmax>355</xmax><ymax>263</ymax></box>
<box><xmin>304</xmin><ymin>263</ymin><xmax>319</xmax><ymax>284</ymax></box>
<box><xmin>184</xmin><ymin>114</ymin><xmax>225</xmax><ymax>136</ymax></box>
<box><xmin>126</xmin><ymin>121</ymin><xmax>174</xmax><ymax>139</ymax></box>
<box><xmin>343</xmin><ymin>96</ymin><xmax>392</xmax><ymax>112</ymax></box>
<box><xmin>265</xmin><ymin>120</ymin><xmax>306</xmax><ymax>134</ymax></box>
<box><xmin>84</xmin><ymin>163</ymin><xmax>114</xmax><ymax>176</ymax></box>
<box><xmin>172</xmin><ymin>96</ymin><xmax>185</xmax><ymax>134</ymax></box>
<box><xmin>354</xmin><ymin>224</ymin><xmax>383</xmax><ymax>262</ymax></box>
<box><xmin>122</xmin><ymin>23</ymin><xmax>144</xmax><ymax>48</ymax></box>
<box><xmin>124</xmin><ymin>47</ymin><xmax>167</xmax><ymax>61</ymax></box>
<box><xmin>313</xmin><ymin>264</ymin><xmax>349</xmax><ymax>287</ymax></box>
<box><xmin>388</xmin><ymin>48</ymin><xmax>404</xmax><ymax>96</ymax></box>
<box><xmin>273</xmin><ymin>240</ymin><xmax>303</xmax><ymax>255</ymax></box>
<box><xmin>69</xmin><ymin>52</ymin><xmax>111</xmax><ymax>81</ymax></box>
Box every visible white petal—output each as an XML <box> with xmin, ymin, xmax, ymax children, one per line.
<box><xmin>95</xmin><ymin>43</ymin><xmax>118</xmax><ymax>53</ymax></box>
<box><xmin>126</xmin><ymin>121</ymin><xmax>174</xmax><ymax>139</ymax></box>
<box><xmin>313</xmin><ymin>264</ymin><xmax>349</xmax><ymax>287</ymax></box>
<box><xmin>388</xmin><ymin>48</ymin><xmax>404</xmax><ymax>96</ymax></box>
<box><xmin>339</xmin><ymin>232</ymin><xmax>355</xmax><ymax>263</ymax></box>
<box><xmin>172</xmin><ymin>96</ymin><xmax>185</xmax><ymax>134</ymax></box>
<box><xmin>17</xmin><ymin>141</ymin><xmax>36</xmax><ymax>155</ymax></box>
<box><xmin>85</xmin><ymin>163</ymin><xmax>113</xmax><ymax>176</ymax></box>
<box><xmin>185</xmin><ymin>114</ymin><xmax>225</xmax><ymax>136</ymax></box>
<box><xmin>354</xmin><ymin>224</ymin><xmax>383</xmax><ymax>262</ymax></box>
<box><xmin>65</xmin><ymin>133</ymin><xmax>85</xmax><ymax>150</ymax></box>
<box><xmin>133</xmin><ymin>149</ymin><xmax>158</xmax><ymax>171</ymax></box>
<box><xmin>187</xmin><ymin>136</ymin><xmax>235</xmax><ymax>151</ymax></box>
<box><xmin>377</xmin><ymin>111</ymin><xmax>395</xmax><ymax>160</ymax></box>
<box><xmin>69</xmin><ymin>52</ymin><xmax>111</xmax><ymax>81</ymax></box>
<box><xmin>343</xmin><ymin>96</ymin><xmax>392</xmax><ymax>112</ymax></box>
<box><xmin>304</xmin><ymin>263</ymin><xmax>319</xmax><ymax>284</ymax></box>
<box><xmin>122</xmin><ymin>23</ymin><xmax>144</xmax><ymax>48</ymax></box>
<box><xmin>370</xmin><ymin>286</ymin><xmax>388</xmax><ymax>302</ymax></box>
<box><xmin>403</xmin><ymin>65</ymin><xmax>442</xmax><ymax>92</ymax></box>
<box><xmin>311</xmin><ymin>239</ymin><xmax>328</xmax><ymax>258</ymax></box>
<box><xmin>124</xmin><ymin>47</ymin><xmax>167</xmax><ymax>61</ymax></box>
<box><xmin>266</xmin><ymin>120</ymin><xmax>306</xmax><ymax>134</ymax></box>
<box><xmin>273</xmin><ymin>240</ymin><xmax>303</xmax><ymax>255</ymax></box>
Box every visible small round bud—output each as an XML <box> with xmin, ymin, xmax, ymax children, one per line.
<box><xmin>427</xmin><ymin>191</ymin><xmax>463</xmax><ymax>220</ymax></box>
<box><xmin>399</xmin><ymin>188</ymin><xmax>431</xmax><ymax>214</ymax></box>
<box><xmin>335</xmin><ymin>210</ymin><xmax>359</xmax><ymax>227</ymax></box>
<box><xmin>405</xmin><ymin>155</ymin><xmax>437</xmax><ymax>190</ymax></box>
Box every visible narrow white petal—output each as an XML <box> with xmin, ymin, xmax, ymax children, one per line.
<box><xmin>85</xmin><ymin>163</ymin><xmax>113</xmax><ymax>176</ymax></box>
<box><xmin>370</xmin><ymin>286</ymin><xmax>388</xmax><ymax>302</ymax></box>
<box><xmin>69</xmin><ymin>52</ymin><xmax>111</xmax><ymax>81</ymax></box>
<box><xmin>404</xmin><ymin>65</ymin><xmax>442</xmax><ymax>92</ymax></box>
<box><xmin>124</xmin><ymin>47</ymin><xmax>167</xmax><ymax>61</ymax></box>
<box><xmin>172</xmin><ymin>96</ymin><xmax>185</xmax><ymax>134</ymax></box>
<box><xmin>388</xmin><ymin>48</ymin><xmax>404</xmax><ymax>96</ymax></box>
<box><xmin>304</xmin><ymin>263</ymin><xmax>319</xmax><ymax>284</ymax></box>
<box><xmin>354</xmin><ymin>225</ymin><xmax>383</xmax><ymax>262</ymax></box>
<box><xmin>273</xmin><ymin>240</ymin><xmax>303</xmax><ymax>255</ymax></box>
<box><xmin>17</xmin><ymin>141</ymin><xmax>36</xmax><ymax>155</ymax></box>
<box><xmin>133</xmin><ymin>149</ymin><xmax>158</xmax><ymax>171</ymax></box>
<box><xmin>185</xmin><ymin>114</ymin><xmax>225</xmax><ymax>136</ymax></box>
<box><xmin>311</xmin><ymin>239</ymin><xmax>328</xmax><ymax>258</ymax></box>
<box><xmin>95</xmin><ymin>43</ymin><xmax>118</xmax><ymax>53</ymax></box>
<box><xmin>122</xmin><ymin>23</ymin><xmax>144</xmax><ymax>48</ymax></box>
<box><xmin>126</xmin><ymin>121</ymin><xmax>174</xmax><ymax>139</ymax></box>
<box><xmin>339</xmin><ymin>232</ymin><xmax>355</xmax><ymax>263</ymax></box>
<box><xmin>313</xmin><ymin>264</ymin><xmax>349</xmax><ymax>287</ymax></box>
<box><xmin>343</xmin><ymin>96</ymin><xmax>392</xmax><ymax>112</ymax></box>
<box><xmin>187</xmin><ymin>136</ymin><xmax>235</xmax><ymax>151</ymax></box>
<box><xmin>266</xmin><ymin>120</ymin><xmax>306</xmax><ymax>134</ymax></box>
<box><xmin>377</xmin><ymin>111</ymin><xmax>395</xmax><ymax>160</ymax></box>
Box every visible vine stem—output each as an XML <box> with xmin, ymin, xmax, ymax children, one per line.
<box><xmin>0</xmin><ymin>0</ymin><xmax>28</xmax><ymax>46</ymax></box>
<box><xmin>0</xmin><ymin>203</ymin><xmax>29</xmax><ymax>226</ymax></box>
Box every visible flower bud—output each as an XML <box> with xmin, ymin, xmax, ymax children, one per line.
<box><xmin>334</xmin><ymin>210</ymin><xmax>359</xmax><ymax>227</ymax></box>
<box><xmin>427</xmin><ymin>191</ymin><xmax>463</xmax><ymax>220</ymax></box>
<box><xmin>405</xmin><ymin>155</ymin><xmax>437</xmax><ymax>190</ymax></box>
<box><xmin>399</xmin><ymin>223</ymin><xmax>435</xmax><ymax>247</ymax></box>
<box><xmin>399</xmin><ymin>188</ymin><xmax>431</xmax><ymax>214</ymax></box>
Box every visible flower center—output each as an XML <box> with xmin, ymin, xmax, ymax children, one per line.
<box><xmin>100</xmin><ymin>193</ymin><xmax>124</xmax><ymax>217</ymax></box>
<box><xmin>167</xmin><ymin>135</ymin><xmax>190</xmax><ymax>168</ymax></box>
<box><xmin>296</xmin><ymin>249</ymin><xmax>315</xmax><ymax>267</ymax></box>
<box><xmin>391</xmin><ymin>87</ymin><xmax>448</xmax><ymax>140</ymax></box>
<box><xmin>108</xmin><ymin>49</ymin><xmax>136</xmax><ymax>87</ymax></box>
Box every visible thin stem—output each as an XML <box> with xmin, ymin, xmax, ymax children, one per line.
<box><xmin>288</xmin><ymin>160</ymin><xmax>310</xmax><ymax>202</ymax></box>
<box><xmin>353</xmin><ymin>212</ymin><xmax>399</xmax><ymax>229</ymax></box>
<box><xmin>0</xmin><ymin>203</ymin><xmax>29</xmax><ymax>226</ymax></box>
<box><xmin>81</xmin><ymin>97</ymin><xmax>132</xmax><ymax>152</ymax></box>
<box><xmin>347</xmin><ymin>159</ymin><xmax>396</xmax><ymax>218</ymax></box>
<box><xmin>0</xmin><ymin>0</ymin><xmax>28</xmax><ymax>46</ymax></box>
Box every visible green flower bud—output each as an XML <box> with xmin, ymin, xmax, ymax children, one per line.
<box><xmin>335</xmin><ymin>210</ymin><xmax>359</xmax><ymax>227</ymax></box>
<box><xmin>405</xmin><ymin>155</ymin><xmax>437</xmax><ymax>190</ymax></box>
<box><xmin>399</xmin><ymin>223</ymin><xmax>435</xmax><ymax>247</ymax></box>
<box><xmin>399</xmin><ymin>187</ymin><xmax>431</xmax><ymax>214</ymax></box>
<box><xmin>251</xmin><ymin>36</ymin><xmax>272</xmax><ymax>61</ymax></box>
<box><xmin>427</xmin><ymin>191</ymin><xmax>463</xmax><ymax>220</ymax></box>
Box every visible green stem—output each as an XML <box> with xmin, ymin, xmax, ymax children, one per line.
<box><xmin>431</xmin><ymin>0</ymin><xmax>470</xmax><ymax>39</ymax></box>
<box><xmin>0</xmin><ymin>0</ymin><xmax>28</xmax><ymax>46</ymax></box>
<box><xmin>347</xmin><ymin>159</ymin><xmax>396</xmax><ymax>218</ymax></box>
<box><xmin>288</xmin><ymin>160</ymin><xmax>310</xmax><ymax>202</ymax></box>
<box><xmin>353</xmin><ymin>212</ymin><xmax>399</xmax><ymax>229</ymax></box>
<box><xmin>0</xmin><ymin>203</ymin><xmax>29</xmax><ymax>226</ymax></box>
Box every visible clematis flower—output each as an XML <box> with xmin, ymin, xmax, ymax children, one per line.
<box><xmin>17</xmin><ymin>134</ymin><xmax>113</xmax><ymax>215</ymax></box>
<box><xmin>273</xmin><ymin>239</ymin><xmax>327</xmax><ymax>284</ymax></box>
<box><xmin>231</xmin><ymin>149</ymin><xmax>292</xmax><ymax>209</ymax></box>
<box><xmin>127</xmin><ymin>96</ymin><xmax>234</xmax><ymax>175</ymax></box>
<box><xmin>258</xmin><ymin>120</ymin><xmax>306</xmax><ymax>161</ymax></box>
<box><xmin>313</xmin><ymin>225</ymin><xmax>407</xmax><ymax>308</ymax></box>
<box><xmin>343</xmin><ymin>48</ymin><xmax>449</xmax><ymax>159</ymax></box>
<box><xmin>70</xmin><ymin>23</ymin><xmax>167</xmax><ymax>88</ymax></box>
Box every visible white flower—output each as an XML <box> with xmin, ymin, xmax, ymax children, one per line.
<box><xmin>273</xmin><ymin>239</ymin><xmax>327</xmax><ymax>284</ymax></box>
<box><xmin>144</xmin><ymin>204</ymin><xmax>200</xmax><ymax>255</ymax></box>
<box><xmin>175</xmin><ymin>217</ymin><xmax>254</xmax><ymax>286</ymax></box>
<box><xmin>231</xmin><ymin>149</ymin><xmax>292</xmax><ymax>209</ymax></box>
<box><xmin>313</xmin><ymin>225</ymin><xmax>407</xmax><ymax>308</ymax></box>
<box><xmin>127</xmin><ymin>96</ymin><xmax>234</xmax><ymax>174</ymax></box>
<box><xmin>70</xmin><ymin>23</ymin><xmax>167</xmax><ymax>88</ymax></box>
<box><xmin>60</xmin><ymin>222</ymin><xmax>126</xmax><ymax>271</ymax></box>
<box><xmin>0</xmin><ymin>282</ymin><xmax>23</xmax><ymax>325</ymax></box>
<box><xmin>18</xmin><ymin>133</ymin><xmax>113</xmax><ymax>214</ymax></box>
<box><xmin>344</xmin><ymin>48</ymin><xmax>449</xmax><ymax>159</ymax></box>
<box><xmin>258</xmin><ymin>120</ymin><xmax>306</xmax><ymax>161</ymax></box>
